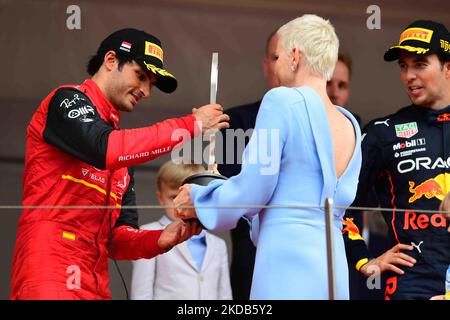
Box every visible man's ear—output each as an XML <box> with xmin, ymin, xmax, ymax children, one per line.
<box><xmin>103</xmin><ymin>50</ymin><xmax>118</xmax><ymax>72</ymax></box>
<box><xmin>445</xmin><ymin>61</ymin><xmax>450</xmax><ymax>79</ymax></box>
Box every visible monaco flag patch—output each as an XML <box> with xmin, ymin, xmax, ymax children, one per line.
<box><xmin>120</xmin><ymin>41</ymin><xmax>132</xmax><ymax>52</ymax></box>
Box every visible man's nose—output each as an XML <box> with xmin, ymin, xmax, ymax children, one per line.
<box><xmin>141</xmin><ymin>85</ymin><xmax>150</xmax><ymax>99</ymax></box>
<box><xmin>405</xmin><ymin>68</ymin><xmax>417</xmax><ymax>82</ymax></box>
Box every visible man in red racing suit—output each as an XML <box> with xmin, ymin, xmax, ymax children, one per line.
<box><xmin>10</xmin><ymin>28</ymin><xmax>229</xmax><ymax>299</ymax></box>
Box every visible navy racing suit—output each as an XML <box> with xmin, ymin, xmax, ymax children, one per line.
<box><xmin>343</xmin><ymin>104</ymin><xmax>450</xmax><ymax>300</ymax></box>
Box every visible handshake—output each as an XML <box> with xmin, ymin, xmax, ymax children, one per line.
<box><xmin>156</xmin><ymin>184</ymin><xmax>202</xmax><ymax>252</ymax></box>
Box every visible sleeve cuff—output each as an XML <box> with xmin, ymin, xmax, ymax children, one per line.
<box><xmin>355</xmin><ymin>258</ymin><xmax>369</xmax><ymax>271</ymax></box>
<box><xmin>143</xmin><ymin>229</ymin><xmax>166</xmax><ymax>257</ymax></box>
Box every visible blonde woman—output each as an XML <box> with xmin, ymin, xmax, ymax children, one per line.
<box><xmin>174</xmin><ymin>15</ymin><xmax>361</xmax><ymax>299</ymax></box>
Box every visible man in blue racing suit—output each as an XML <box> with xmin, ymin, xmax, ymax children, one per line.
<box><xmin>343</xmin><ymin>19</ymin><xmax>450</xmax><ymax>300</ymax></box>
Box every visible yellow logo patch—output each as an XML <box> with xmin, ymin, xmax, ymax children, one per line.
<box><xmin>145</xmin><ymin>41</ymin><xmax>163</xmax><ymax>62</ymax></box>
<box><xmin>440</xmin><ymin>39</ymin><xmax>450</xmax><ymax>52</ymax></box>
<box><xmin>342</xmin><ymin>218</ymin><xmax>364</xmax><ymax>241</ymax></box>
<box><xmin>62</xmin><ymin>231</ymin><xmax>76</xmax><ymax>240</ymax></box>
<box><xmin>143</xmin><ymin>62</ymin><xmax>175</xmax><ymax>78</ymax></box>
<box><xmin>399</xmin><ymin>27</ymin><xmax>433</xmax><ymax>44</ymax></box>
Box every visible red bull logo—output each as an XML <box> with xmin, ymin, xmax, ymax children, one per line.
<box><xmin>404</xmin><ymin>211</ymin><xmax>447</xmax><ymax>230</ymax></box>
<box><xmin>408</xmin><ymin>173</ymin><xmax>450</xmax><ymax>203</ymax></box>
<box><xmin>342</xmin><ymin>218</ymin><xmax>363</xmax><ymax>240</ymax></box>
<box><xmin>437</xmin><ymin>113</ymin><xmax>450</xmax><ymax>122</ymax></box>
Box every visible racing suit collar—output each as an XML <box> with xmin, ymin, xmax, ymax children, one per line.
<box><xmin>424</xmin><ymin>104</ymin><xmax>450</xmax><ymax>123</ymax></box>
<box><xmin>80</xmin><ymin>79</ymin><xmax>121</xmax><ymax>128</ymax></box>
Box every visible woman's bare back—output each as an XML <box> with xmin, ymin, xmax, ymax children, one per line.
<box><xmin>325</xmin><ymin>104</ymin><xmax>356</xmax><ymax>179</ymax></box>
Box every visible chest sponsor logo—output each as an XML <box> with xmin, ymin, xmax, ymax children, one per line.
<box><xmin>395</xmin><ymin>122</ymin><xmax>418</xmax><ymax>138</ymax></box>
<box><xmin>392</xmin><ymin>138</ymin><xmax>426</xmax><ymax>151</ymax></box>
<box><xmin>81</xmin><ymin>168</ymin><xmax>105</xmax><ymax>184</ymax></box>
<box><xmin>68</xmin><ymin>105</ymin><xmax>95</xmax><ymax>119</ymax></box>
<box><xmin>398</xmin><ymin>157</ymin><xmax>450</xmax><ymax>174</ymax></box>
<box><xmin>117</xmin><ymin>174</ymin><xmax>128</xmax><ymax>189</ymax></box>
<box><xmin>407</xmin><ymin>172</ymin><xmax>450</xmax><ymax>202</ymax></box>
<box><xmin>403</xmin><ymin>211</ymin><xmax>447</xmax><ymax>230</ymax></box>
<box><xmin>394</xmin><ymin>148</ymin><xmax>427</xmax><ymax>158</ymax></box>
<box><xmin>394</xmin><ymin>148</ymin><xmax>426</xmax><ymax>158</ymax></box>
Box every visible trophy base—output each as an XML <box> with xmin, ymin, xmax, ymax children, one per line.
<box><xmin>181</xmin><ymin>172</ymin><xmax>228</xmax><ymax>228</ymax></box>
<box><xmin>182</xmin><ymin>172</ymin><xmax>228</xmax><ymax>186</ymax></box>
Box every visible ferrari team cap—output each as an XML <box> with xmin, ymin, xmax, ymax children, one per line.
<box><xmin>97</xmin><ymin>28</ymin><xmax>177</xmax><ymax>93</ymax></box>
<box><xmin>384</xmin><ymin>20</ymin><xmax>450</xmax><ymax>62</ymax></box>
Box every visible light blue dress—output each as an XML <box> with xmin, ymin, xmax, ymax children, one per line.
<box><xmin>190</xmin><ymin>86</ymin><xmax>361</xmax><ymax>299</ymax></box>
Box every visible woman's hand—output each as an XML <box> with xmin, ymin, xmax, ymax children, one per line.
<box><xmin>173</xmin><ymin>184</ymin><xmax>197</xmax><ymax>220</ymax></box>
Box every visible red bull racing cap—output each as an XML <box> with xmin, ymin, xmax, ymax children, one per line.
<box><xmin>384</xmin><ymin>20</ymin><xmax>450</xmax><ymax>62</ymax></box>
<box><xmin>97</xmin><ymin>28</ymin><xmax>177</xmax><ymax>93</ymax></box>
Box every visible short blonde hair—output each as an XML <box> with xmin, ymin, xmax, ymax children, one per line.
<box><xmin>156</xmin><ymin>161</ymin><xmax>205</xmax><ymax>191</ymax></box>
<box><xmin>277</xmin><ymin>14</ymin><xmax>339</xmax><ymax>80</ymax></box>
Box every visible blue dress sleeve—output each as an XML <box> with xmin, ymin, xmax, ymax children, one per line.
<box><xmin>190</xmin><ymin>88</ymin><xmax>289</xmax><ymax>232</ymax></box>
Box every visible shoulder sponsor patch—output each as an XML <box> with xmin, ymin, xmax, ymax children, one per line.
<box><xmin>395</xmin><ymin>122</ymin><xmax>418</xmax><ymax>138</ymax></box>
<box><xmin>59</xmin><ymin>93</ymin><xmax>84</xmax><ymax>109</ymax></box>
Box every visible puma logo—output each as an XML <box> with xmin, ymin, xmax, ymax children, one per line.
<box><xmin>411</xmin><ymin>241</ymin><xmax>424</xmax><ymax>253</ymax></box>
<box><xmin>374</xmin><ymin>119</ymin><xmax>390</xmax><ymax>127</ymax></box>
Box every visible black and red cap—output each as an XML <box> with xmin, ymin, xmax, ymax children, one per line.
<box><xmin>97</xmin><ymin>28</ymin><xmax>177</xmax><ymax>93</ymax></box>
<box><xmin>384</xmin><ymin>20</ymin><xmax>450</xmax><ymax>62</ymax></box>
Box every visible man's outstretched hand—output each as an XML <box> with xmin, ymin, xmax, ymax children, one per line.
<box><xmin>157</xmin><ymin>218</ymin><xmax>202</xmax><ymax>252</ymax></box>
<box><xmin>192</xmin><ymin>104</ymin><xmax>230</xmax><ymax>133</ymax></box>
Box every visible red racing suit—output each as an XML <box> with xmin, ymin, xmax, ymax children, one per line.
<box><xmin>11</xmin><ymin>79</ymin><xmax>197</xmax><ymax>299</ymax></box>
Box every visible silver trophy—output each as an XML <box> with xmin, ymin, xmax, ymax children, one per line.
<box><xmin>182</xmin><ymin>52</ymin><xmax>227</xmax><ymax>187</ymax></box>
